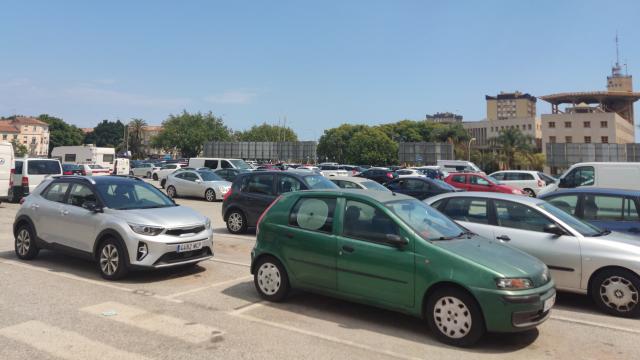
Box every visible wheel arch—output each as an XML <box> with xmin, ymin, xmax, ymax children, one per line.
<box><xmin>223</xmin><ymin>206</ymin><xmax>244</xmax><ymax>221</ymax></box>
<box><xmin>92</xmin><ymin>229</ymin><xmax>129</xmax><ymax>262</ymax></box>
<box><xmin>13</xmin><ymin>215</ymin><xmax>36</xmax><ymax>238</ymax></box>
<box><xmin>421</xmin><ymin>281</ymin><xmax>485</xmax><ymax>322</ymax></box>
<box><xmin>250</xmin><ymin>252</ymin><xmax>289</xmax><ymax>276</ymax></box>
<box><xmin>587</xmin><ymin>265</ymin><xmax>640</xmax><ymax>296</ymax></box>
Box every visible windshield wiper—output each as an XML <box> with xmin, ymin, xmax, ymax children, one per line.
<box><xmin>433</xmin><ymin>231</ymin><xmax>469</xmax><ymax>241</ymax></box>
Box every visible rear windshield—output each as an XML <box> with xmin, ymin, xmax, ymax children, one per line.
<box><xmin>432</xmin><ymin>179</ymin><xmax>457</xmax><ymax>190</ymax></box>
<box><xmin>198</xmin><ymin>171</ymin><xmax>224</xmax><ymax>181</ymax></box>
<box><xmin>27</xmin><ymin>160</ymin><xmax>61</xmax><ymax>175</ymax></box>
<box><xmin>303</xmin><ymin>175</ymin><xmax>338</xmax><ymax>189</ymax></box>
<box><xmin>230</xmin><ymin>159</ymin><xmax>250</xmax><ymax>169</ymax></box>
<box><xmin>362</xmin><ymin>181</ymin><xmax>389</xmax><ymax>191</ymax></box>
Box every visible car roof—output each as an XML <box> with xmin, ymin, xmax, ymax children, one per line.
<box><xmin>539</xmin><ymin>187</ymin><xmax>640</xmax><ymax>197</ymax></box>
<box><xmin>87</xmin><ymin>175</ymin><xmax>144</xmax><ymax>185</ymax></box>
<box><xmin>490</xmin><ymin>170</ymin><xmax>538</xmax><ymax>174</ymax></box>
<box><xmin>427</xmin><ymin>191</ymin><xmax>545</xmax><ymax>205</ymax></box>
<box><xmin>284</xmin><ymin>188</ymin><xmax>413</xmax><ymax>203</ymax></box>
<box><xmin>330</xmin><ymin>176</ymin><xmax>372</xmax><ymax>183</ymax></box>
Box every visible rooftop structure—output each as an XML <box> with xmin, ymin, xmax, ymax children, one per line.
<box><xmin>485</xmin><ymin>91</ymin><xmax>537</xmax><ymax>120</ymax></box>
<box><xmin>425</xmin><ymin>112</ymin><xmax>463</xmax><ymax>123</ymax></box>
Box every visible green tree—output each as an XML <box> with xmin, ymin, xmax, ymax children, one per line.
<box><xmin>84</xmin><ymin>120</ymin><xmax>125</xmax><ymax>150</ymax></box>
<box><xmin>126</xmin><ymin>118</ymin><xmax>147</xmax><ymax>159</ymax></box>
<box><xmin>376</xmin><ymin>120</ymin><xmax>423</xmax><ymax>142</ymax></box>
<box><xmin>489</xmin><ymin>127</ymin><xmax>534</xmax><ymax>169</ymax></box>
<box><xmin>37</xmin><ymin>114</ymin><xmax>85</xmax><ymax>156</ymax></box>
<box><xmin>10</xmin><ymin>139</ymin><xmax>28</xmax><ymax>157</ymax></box>
<box><xmin>235</xmin><ymin>123</ymin><xmax>298</xmax><ymax>142</ymax></box>
<box><xmin>345</xmin><ymin>127</ymin><xmax>397</xmax><ymax>165</ymax></box>
<box><xmin>151</xmin><ymin>111</ymin><xmax>232</xmax><ymax>158</ymax></box>
<box><xmin>317</xmin><ymin>124</ymin><xmax>367</xmax><ymax>163</ymax></box>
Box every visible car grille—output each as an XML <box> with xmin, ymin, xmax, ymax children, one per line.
<box><xmin>165</xmin><ymin>225</ymin><xmax>205</xmax><ymax>237</ymax></box>
<box><xmin>153</xmin><ymin>247</ymin><xmax>212</xmax><ymax>266</ymax></box>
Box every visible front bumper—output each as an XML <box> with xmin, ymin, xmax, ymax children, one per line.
<box><xmin>471</xmin><ymin>280</ymin><xmax>556</xmax><ymax>333</ymax></box>
<box><xmin>124</xmin><ymin>229</ymin><xmax>214</xmax><ymax>269</ymax></box>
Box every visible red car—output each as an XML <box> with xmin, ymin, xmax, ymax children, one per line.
<box><xmin>444</xmin><ymin>172</ymin><xmax>523</xmax><ymax>195</ymax></box>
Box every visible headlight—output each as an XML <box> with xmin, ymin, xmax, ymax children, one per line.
<box><xmin>496</xmin><ymin>278</ymin><xmax>533</xmax><ymax>290</ymax></box>
<box><xmin>129</xmin><ymin>223</ymin><xmax>164</xmax><ymax>236</ymax></box>
<box><xmin>205</xmin><ymin>218</ymin><xmax>212</xmax><ymax>230</ymax></box>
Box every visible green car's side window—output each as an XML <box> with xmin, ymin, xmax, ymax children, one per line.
<box><xmin>289</xmin><ymin>197</ymin><xmax>336</xmax><ymax>233</ymax></box>
<box><xmin>343</xmin><ymin>200</ymin><xmax>399</xmax><ymax>243</ymax></box>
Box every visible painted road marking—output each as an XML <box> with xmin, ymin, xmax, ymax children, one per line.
<box><xmin>81</xmin><ymin>301</ymin><xmax>223</xmax><ymax>344</ymax></box>
<box><xmin>0</xmin><ymin>320</ymin><xmax>149</xmax><ymax>360</ymax></box>
<box><xmin>209</xmin><ymin>258</ymin><xmax>251</xmax><ymax>267</ymax></box>
<box><xmin>550</xmin><ymin>314</ymin><xmax>640</xmax><ymax>334</ymax></box>
<box><xmin>161</xmin><ymin>275</ymin><xmax>253</xmax><ymax>299</ymax></box>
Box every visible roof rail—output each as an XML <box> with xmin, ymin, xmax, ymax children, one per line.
<box><xmin>51</xmin><ymin>175</ymin><xmax>96</xmax><ymax>185</ymax></box>
<box><xmin>111</xmin><ymin>175</ymin><xmax>144</xmax><ymax>181</ymax></box>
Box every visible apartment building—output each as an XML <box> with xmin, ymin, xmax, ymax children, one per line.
<box><xmin>486</xmin><ymin>91</ymin><xmax>537</xmax><ymax>121</ymax></box>
<box><xmin>140</xmin><ymin>125</ymin><xmax>164</xmax><ymax>156</ymax></box>
<box><xmin>0</xmin><ymin>116</ymin><xmax>50</xmax><ymax>156</ymax></box>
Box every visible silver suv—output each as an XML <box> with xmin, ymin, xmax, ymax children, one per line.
<box><xmin>13</xmin><ymin>175</ymin><xmax>213</xmax><ymax>280</ymax></box>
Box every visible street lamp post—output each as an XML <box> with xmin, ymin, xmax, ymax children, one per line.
<box><xmin>468</xmin><ymin>137</ymin><xmax>476</xmax><ymax>161</ymax></box>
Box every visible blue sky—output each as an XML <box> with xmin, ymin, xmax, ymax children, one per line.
<box><xmin>1</xmin><ymin>0</ymin><xmax>639</xmax><ymax>140</ymax></box>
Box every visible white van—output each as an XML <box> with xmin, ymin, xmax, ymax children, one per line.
<box><xmin>0</xmin><ymin>142</ymin><xmax>15</xmax><ymax>201</ymax></box>
<box><xmin>539</xmin><ymin>162</ymin><xmax>640</xmax><ymax>195</ymax></box>
<box><xmin>113</xmin><ymin>158</ymin><xmax>130</xmax><ymax>175</ymax></box>
<box><xmin>9</xmin><ymin>158</ymin><xmax>62</xmax><ymax>202</ymax></box>
<box><xmin>51</xmin><ymin>145</ymin><xmax>116</xmax><ymax>168</ymax></box>
<box><xmin>188</xmin><ymin>158</ymin><xmax>251</xmax><ymax>171</ymax></box>
<box><xmin>436</xmin><ymin>160</ymin><xmax>483</xmax><ymax>173</ymax></box>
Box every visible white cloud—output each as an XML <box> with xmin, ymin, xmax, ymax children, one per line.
<box><xmin>204</xmin><ymin>90</ymin><xmax>257</xmax><ymax>104</ymax></box>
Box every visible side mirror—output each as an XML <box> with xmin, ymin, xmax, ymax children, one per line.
<box><xmin>195</xmin><ymin>179</ymin><xmax>202</xmax><ymax>183</ymax></box>
<box><xmin>83</xmin><ymin>201</ymin><xmax>103</xmax><ymax>213</ymax></box>
<box><xmin>543</xmin><ymin>223</ymin><xmax>564</xmax><ymax>236</ymax></box>
<box><xmin>385</xmin><ymin>234</ymin><xmax>408</xmax><ymax>247</ymax></box>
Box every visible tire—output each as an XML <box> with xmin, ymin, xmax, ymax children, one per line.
<box><xmin>425</xmin><ymin>287</ymin><xmax>485</xmax><ymax>347</ymax></box>
<box><xmin>97</xmin><ymin>238</ymin><xmax>129</xmax><ymax>280</ymax></box>
<box><xmin>160</xmin><ymin>179</ymin><xmax>166</xmax><ymax>188</ymax></box>
<box><xmin>146</xmin><ymin>172</ymin><xmax>152</xmax><ymax>178</ymax></box>
<box><xmin>523</xmin><ymin>188</ymin><xmax>536</xmax><ymax>197</ymax></box>
<box><xmin>152</xmin><ymin>173</ymin><xmax>158</xmax><ymax>181</ymax></box>
<box><xmin>205</xmin><ymin>189</ymin><xmax>216</xmax><ymax>202</ymax></box>
<box><xmin>14</xmin><ymin>223</ymin><xmax>39</xmax><ymax>260</ymax></box>
<box><xmin>226</xmin><ymin>209</ymin><xmax>247</xmax><ymax>234</ymax></box>
<box><xmin>166</xmin><ymin>186</ymin><xmax>177</xmax><ymax>199</ymax></box>
<box><xmin>253</xmin><ymin>256</ymin><xmax>290</xmax><ymax>302</ymax></box>
<box><xmin>590</xmin><ymin>268</ymin><xmax>640</xmax><ymax>318</ymax></box>
<box><xmin>10</xmin><ymin>187</ymin><xmax>21</xmax><ymax>203</ymax></box>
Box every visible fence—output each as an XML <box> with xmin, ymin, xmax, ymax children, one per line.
<box><xmin>546</xmin><ymin>143</ymin><xmax>640</xmax><ymax>171</ymax></box>
<box><xmin>397</xmin><ymin>142</ymin><xmax>454</xmax><ymax>165</ymax></box>
<box><xmin>203</xmin><ymin>141</ymin><xmax>317</xmax><ymax>162</ymax></box>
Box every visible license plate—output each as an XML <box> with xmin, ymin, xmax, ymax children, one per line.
<box><xmin>543</xmin><ymin>294</ymin><xmax>556</xmax><ymax>312</ymax></box>
<box><xmin>177</xmin><ymin>241</ymin><xmax>204</xmax><ymax>253</ymax></box>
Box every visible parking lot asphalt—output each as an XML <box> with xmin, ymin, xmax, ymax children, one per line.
<box><xmin>1</xmin><ymin>179</ymin><xmax>639</xmax><ymax>359</ymax></box>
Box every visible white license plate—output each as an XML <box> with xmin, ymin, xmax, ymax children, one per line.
<box><xmin>177</xmin><ymin>241</ymin><xmax>204</xmax><ymax>253</ymax></box>
<box><xmin>543</xmin><ymin>294</ymin><xmax>556</xmax><ymax>312</ymax></box>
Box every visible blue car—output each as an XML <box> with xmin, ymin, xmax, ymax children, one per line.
<box><xmin>539</xmin><ymin>188</ymin><xmax>640</xmax><ymax>236</ymax></box>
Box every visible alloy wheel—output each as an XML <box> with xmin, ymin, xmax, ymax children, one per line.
<box><xmin>228</xmin><ymin>213</ymin><xmax>243</xmax><ymax>232</ymax></box>
<box><xmin>257</xmin><ymin>262</ymin><xmax>281</xmax><ymax>295</ymax></box>
<box><xmin>16</xmin><ymin>229</ymin><xmax>31</xmax><ymax>256</ymax></box>
<box><xmin>433</xmin><ymin>296</ymin><xmax>473</xmax><ymax>339</ymax></box>
<box><xmin>600</xmin><ymin>276</ymin><xmax>639</xmax><ymax>313</ymax></box>
<box><xmin>100</xmin><ymin>244</ymin><xmax>119</xmax><ymax>276</ymax></box>
<box><xmin>167</xmin><ymin>186</ymin><xmax>176</xmax><ymax>198</ymax></box>
<box><xmin>206</xmin><ymin>189</ymin><xmax>215</xmax><ymax>201</ymax></box>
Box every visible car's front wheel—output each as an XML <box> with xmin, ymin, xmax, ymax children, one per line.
<box><xmin>15</xmin><ymin>224</ymin><xmax>39</xmax><ymax>260</ymax></box>
<box><xmin>254</xmin><ymin>256</ymin><xmax>290</xmax><ymax>302</ymax></box>
<box><xmin>97</xmin><ymin>238</ymin><xmax>128</xmax><ymax>280</ymax></box>
<box><xmin>166</xmin><ymin>186</ymin><xmax>177</xmax><ymax>198</ymax></box>
<box><xmin>146</xmin><ymin>171</ymin><xmax>152</xmax><ymax>178</ymax></box>
<box><xmin>591</xmin><ymin>269</ymin><xmax>640</xmax><ymax>318</ymax></box>
<box><xmin>426</xmin><ymin>287</ymin><xmax>485</xmax><ymax>347</ymax></box>
<box><xmin>152</xmin><ymin>173</ymin><xmax>158</xmax><ymax>181</ymax></box>
<box><xmin>160</xmin><ymin>179</ymin><xmax>166</xmax><ymax>188</ymax></box>
<box><xmin>205</xmin><ymin>189</ymin><xmax>216</xmax><ymax>202</ymax></box>
<box><xmin>226</xmin><ymin>210</ymin><xmax>247</xmax><ymax>234</ymax></box>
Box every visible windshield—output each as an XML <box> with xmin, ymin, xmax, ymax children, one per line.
<box><xmin>362</xmin><ymin>180</ymin><xmax>390</xmax><ymax>191</ymax></box>
<box><xmin>432</xmin><ymin>179</ymin><xmax>457</xmax><ymax>191</ymax></box>
<box><xmin>487</xmin><ymin>175</ymin><xmax>500</xmax><ymax>184</ymax></box>
<box><xmin>230</xmin><ymin>159</ymin><xmax>250</xmax><ymax>169</ymax></box>
<box><xmin>303</xmin><ymin>175</ymin><xmax>338</xmax><ymax>189</ymax></box>
<box><xmin>198</xmin><ymin>171</ymin><xmax>224</xmax><ymax>181</ymax></box>
<box><xmin>96</xmin><ymin>181</ymin><xmax>175</xmax><ymax>210</ymax></box>
<box><xmin>538</xmin><ymin>202</ymin><xmax>602</xmax><ymax>237</ymax></box>
<box><xmin>385</xmin><ymin>199</ymin><xmax>464</xmax><ymax>241</ymax></box>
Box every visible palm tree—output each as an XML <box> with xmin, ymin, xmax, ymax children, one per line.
<box><xmin>489</xmin><ymin>127</ymin><xmax>534</xmax><ymax>169</ymax></box>
<box><xmin>127</xmin><ymin>118</ymin><xmax>147</xmax><ymax>159</ymax></box>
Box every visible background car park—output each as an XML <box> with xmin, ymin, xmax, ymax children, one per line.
<box><xmin>427</xmin><ymin>192</ymin><xmax>640</xmax><ymax>318</ymax></box>
<box><xmin>445</xmin><ymin>172</ymin><xmax>523</xmax><ymax>195</ymax></box>
<box><xmin>490</xmin><ymin>170</ymin><xmax>556</xmax><ymax>197</ymax></box>
<box><xmin>188</xmin><ymin>157</ymin><xmax>252</xmax><ymax>171</ymax></box>
<box><xmin>214</xmin><ymin>168</ymin><xmax>251</xmax><ymax>182</ymax></box>
<box><xmin>318</xmin><ymin>164</ymin><xmax>349</xmax><ymax>177</ymax></box>
<box><xmin>80</xmin><ymin>164</ymin><xmax>111</xmax><ymax>176</ymax></box>
<box><xmin>329</xmin><ymin>176</ymin><xmax>390</xmax><ymax>191</ymax></box>
<box><xmin>152</xmin><ymin>163</ymin><xmax>184</xmax><ymax>181</ymax></box>
<box><xmin>385</xmin><ymin>176</ymin><xmax>460</xmax><ymax>200</ymax></box>
<box><xmin>62</xmin><ymin>163</ymin><xmax>83</xmax><ymax>175</ymax></box>
<box><xmin>356</xmin><ymin>167</ymin><xmax>398</xmax><ymax>184</ymax></box>
<box><xmin>130</xmin><ymin>162</ymin><xmax>157</xmax><ymax>178</ymax></box>
<box><xmin>165</xmin><ymin>169</ymin><xmax>231</xmax><ymax>202</ymax></box>
<box><xmin>395</xmin><ymin>169</ymin><xmax>425</xmax><ymax>178</ymax></box>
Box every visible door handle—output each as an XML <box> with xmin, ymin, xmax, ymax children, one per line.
<box><xmin>496</xmin><ymin>235</ymin><xmax>511</xmax><ymax>241</ymax></box>
<box><xmin>342</xmin><ymin>245</ymin><xmax>355</xmax><ymax>253</ymax></box>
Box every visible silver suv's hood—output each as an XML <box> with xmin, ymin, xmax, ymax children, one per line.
<box><xmin>107</xmin><ymin>205</ymin><xmax>207</xmax><ymax>228</ymax></box>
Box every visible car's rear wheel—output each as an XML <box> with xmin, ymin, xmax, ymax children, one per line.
<box><xmin>166</xmin><ymin>186</ymin><xmax>177</xmax><ymax>198</ymax></box>
<box><xmin>591</xmin><ymin>269</ymin><xmax>640</xmax><ymax>318</ymax></box>
<box><xmin>523</xmin><ymin>188</ymin><xmax>536</xmax><ymax>197</ymax></box>
<box><xmin>160</xmin><ymin>179</ymin><xmax>166</xmax><ymax>188</ymax></box>
<box><xmin>15</xmin><ymin>224</ymin><xmax>39</xmax><ymax>260</ymax></box>
<box><xmin>254</xmin><ymin>256</ymin><xmax>290</xmax><ymax>302</ymax></box>
<box><xmin>97</xmin><ymin>238</ymin><xmax>128</xmax><ymax>280</ymax></box>
<box><xmin>226</xmin><ymin>210</ymin><xmax>247</xmax><ymax>234</ymax></box>
<box><xmin>426</xmin><ymin>287</ymin><xmax>485</xmax><ymax>347</ymax></box>
<box><xmin>146</xmin><ymin>171</ymin><xmax>152</xmax><ymax>178</ymax></box>
<box><xmin>152</xmin><ymin>173</ymin><xmax>158</xmax><ymax>181</ymax></box>
<box><xmin>205</xmin><ymin>189</ymin><xmax>216</xmax><ymax>202</ymax></box>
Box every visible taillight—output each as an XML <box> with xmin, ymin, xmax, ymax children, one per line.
<box><xmin>21</xmin><ymin>176</ymin><xmax>29</xmax><ymax>188</ymax></box>
<box><xmin>386</xmin><ymin>172</ymin><xmax>393</xmax><ymax>179</ymax></box>
<box><xmin>9</xmin><ymin>169</ymin><xmax>15</xmax><ymax>187</ymax></box>
<box><xmin>537</xmin><ymin>179</ymin><xmax>544</xmax><ymax>187</ymax></box>
<box><xmin>81</xmin><ymin>169</ymin><xmax>87</xmax><ymax>176</ymax></box>
<box><xmin>63</xmin><ymin>171</ymin><xmax>72</xmax><ymax>175</ymax></box>
<box><xmin>223</xmin><ymin>187</ymin><xmax>233</xmax><ymax>202</ymax></box>
<box><xmin>256</xmin><ymin>195</ymin><xmax>282</xmax><ymax>236</ymax></box>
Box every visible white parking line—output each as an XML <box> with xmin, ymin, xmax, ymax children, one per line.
<box><xmin>81</xmin><ymin>301</ymin><xmax>224</xmax><ymax>344</ymax></box>
<box><xmin>209</xmin><ymin>258</ymin><xmax>251</xmax><ymax>267</ymax></box>
<box><xmin>161</xmin><ymin>275</ymin><xmax>253</xmax><ymax>299</ymax></box>
<box><xmin>0</xmin><ymin>320</ymin><xmax>150</xmax><ymax>360</ymax></box>
<box><xmin>550</xmin><ymin>314</ymin><xmax>640</xmax><ymax>334</ymax></box>
<box><xmin>213</xmin><ymin>231</ymin><xmax>256</xmax><ymax>242</ymax></box>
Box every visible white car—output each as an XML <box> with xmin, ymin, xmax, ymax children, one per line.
<box><xmin>165</xmin><ymin>169</ymin><xmax>231</xmax><ymax>202</ymax></box>
<box><xmin>152</xmin><ymin>163</ymin><xmax>184</xmax><ymax>181</ymax></box>
<box><xmin>130</xmin><ymin>163</ymin><xmax>159</xmax><ymax>178</ymax></box>
<box><xmin>79</xmin><ymin>164</ymin><xmax>111</xmax><ymax>176</ymax></box>
<box><xmin>318</xmin><ymin>164</ymin><xmax>349</xmax><ymax>177</ymax></box>
<box><xmin>396</xmin><ymin>169</ymin><xmax>426</xmax><ymax>178</ymax></box>
<box><xmin>489</xmin><ymin>170</ymin><xmax>556</xmax><ymax>197</ymax></box>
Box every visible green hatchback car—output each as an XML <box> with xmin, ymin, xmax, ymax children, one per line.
<box><xmin>250</xmin><ymin>190</ymin><xmax>556</xmax><ymax>346</ymax></box>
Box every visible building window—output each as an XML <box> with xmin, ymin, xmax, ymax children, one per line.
<box><xmin>2</xmin><ymin>134</ymin><xmax>6</xmax><ymax>140</ymax></box>
<box><xmin>601</xmin><ymin>121</ymin><xmax>608</xmax><ymax>128</ymax></box>
<box><xmin>549</xmin><ymin>136</ymin><xmax>556</xmax><ymax>144</ymax></box>
<box><xmin>564</xmin><ymin>122</ymin><xmax>572</xmax><ymax>128</ymax></box>
<box><xmin>565</xmin><ymin>136</ymin><xmax>572</xmax><ymax>143</ymax></box>
<box><xmin>585</xmin><ymin>136</ymin><xmax>591</xmax><ymax>143</ymax></box>
<box><xmin>528</xmin><ymin>124</ymin><xmax>532</xmax><ymax>130</ymax></box>
<box><xmin>584</xmin><ymin>121</ymin><xmax>590</xmax><ymax>128</ymax></box>
<box><xmin>601</xmin><ymin>136</ymin><xmax>609</xmax><ymax>144</ymax></box>
<box><xmin>548</xmin><ymin>122</ymin><xmax>555</xmax><ymax>128</ymax></box>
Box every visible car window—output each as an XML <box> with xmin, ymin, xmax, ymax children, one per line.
<box><xmin>624</xmin><ymin>199</ymin><xmax>639</xmax><ymax>221</ymax></box>
<box><xmin>406</xmin><ymin>179</ymin><xmax>425</xmax><ymax>190</ymax></box>
<box><xmin>583</xmin><ymin>195</ymin><xmax>624</xmax><ymax>221</ymax></box>
<box><xmin>491</xmin><ymin>173</ymin><xmax>505</xmax><ymax>181</ymax></box>
<box><xmin>343</xmin><ymin>200</ymin><xmax>399</xmax><ymax>243</ymax></box>
<box><xmin>67</xmin><ymin>183</ymin><xmax>98</xmax><ymax>208</ymax></box>
<box><xmin>494</xmin><ymin>199</ymin><xmax>553</xmax><ymax>232</ymax></box>
<box><xmin>204</xmin><ymin>160</ymin><xmax>219</xmax><ymax>169</ymax></box>
<box><xmin>289</xmin><ymin>197</ymin><xmax>336</xmax><ymax>233</ymax></box>
<box><xmin>198</xmin><ymin>171</ymin><xmax>223</xmax><ymax>181</ymax></box>
<box><xmin>441</xmin><ymin>197</ymin><xmax>489</xmax><ymax>224</ymax></box>
<box><xmin>98</xmin><ymin>182</ymin><xmax>174</xmax><ymax>210</ymax></box>
<box><xmin>247</xmin><ymin>174</ymin><xmax>275</xmax><ymax>195</ymax></box>
<box><xmin>451</xmin><ymin>175</ymin><xmax>466</xmax><ymax>184</ymax></box>
<box><xmin>27</xmin><ymin>160</ymin><xmax>61</xmax><ymax>175</ymax></box>
<box><xmin>470</xmin><ymin>176</ymin><xmax>489</xmax><ymax>186</ymax></box>
<box><xmin>278</xmin><ymin>175</ymin><xmax>303</xmax><ymax>194</ymax></box>
<box><xmin>175</xmin><ymin>172</ymin><xmax>186</xmax><ymax>179</ymax></box>
<box><xmin>184</xmin><ymin>172</ymin><xmax>199</xmax><ymax>182</ymax></box>
<box><xmin>520</xmin><ymin>173</ymin><xmax>535</xmax><ymax>180</ymax></box>
<box><xmin>563</xmin><ymin>166</ymin><xmax>594</xmax><ymax>187</ymax></box>
<box><xmin>546</xmin><ymin>194</ymin><xmax>579</xmax><ymax>215</ymax></box>
<box><xmin>303</xmin><ymin>175</ymin><xmax>337</xmax><ymax>189</ymax></box>
<box><xmin>42</xmin><ymin>182</ymin><xmax>70</xmax><ymax>203</ymax></box>
<box><xmin>221</xmin><ymin>160</ymin><xmax>233</xmax><ymax>169</ymax></box>
<box><xmin>64</xmin><ymin>154</ymin><xmax>76</xmax><ymax>162</ymax></box>
<box><xmin>362</xmin><ymin>180</ymin><xmax>387</xmax><ymax>191</ymax></box>
<box><xmin>15</xmin><ymin>160</ymin><xmax>23</xmax><ymax>174</ymax></box>
<box><xmin>538</xmin><ymin>173</ymin><xmax>555</xmax><ymax>185</ymax></box>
